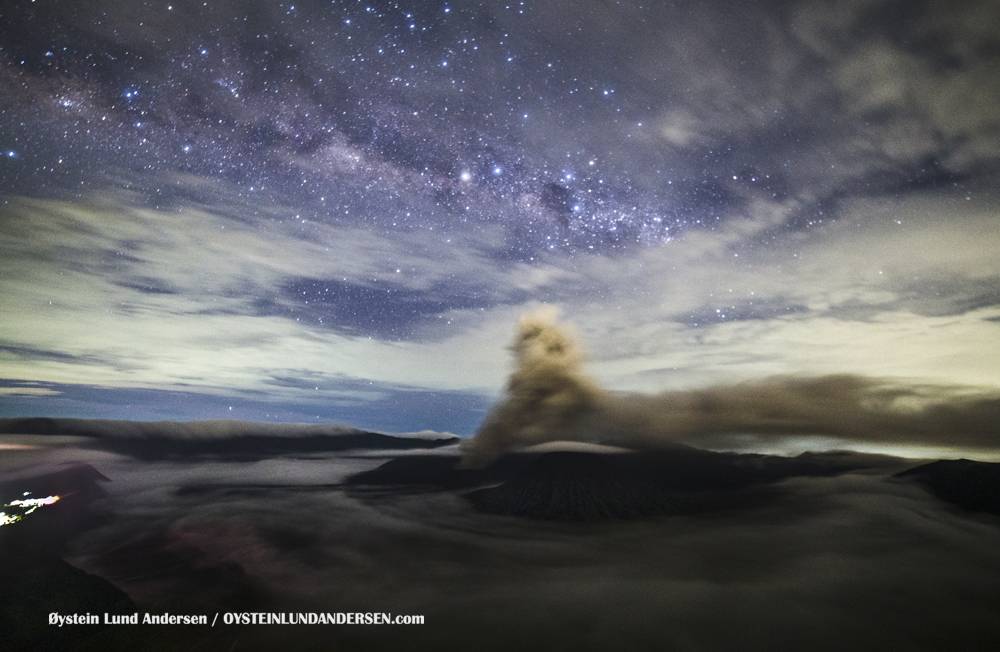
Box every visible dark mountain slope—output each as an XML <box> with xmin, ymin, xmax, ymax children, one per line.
<box><xmin>897</xmin><ymin>459</ymin><xmax>1000</xmax><ymax>515</ymax></box>
<box><xmin>348</xmin><ymin>447</ymin><xmax>894</xmax><ymax>520</ymax></box>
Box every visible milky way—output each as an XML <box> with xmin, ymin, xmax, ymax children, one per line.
<box><xmin>1</xmin><ymin>0</ymin><xmax>999</xmax><ymax>440</ymax></box>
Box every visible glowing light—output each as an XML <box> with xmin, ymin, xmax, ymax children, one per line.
<box><xmin>11</xmin><ymin>495</ymin><xmax>60</xmax><ymax>509</ymax></box>
<box><xmin>0</xmin><ymin>494</ymin><xmax>60</xmax><ymax>527</ymax></box>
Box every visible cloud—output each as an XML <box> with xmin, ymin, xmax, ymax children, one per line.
<box><xmin>0</xmin><ymin>196</ymin><xmax>526</xmax><ymax>399</ymax></box>
<box><xmin>0</xmin><ymin>387</ymin><xmax>62</xmax><ymax>397</ymax></box>
<box><xmin>506</xmin><ymin>0</ymin><xmax>1000</xmax><ymax>209</ymax></box>
<box><xmin>4</xmin><ymin>188</ymin><xmax>999</xmax><ymax>437</ymax></box>
<box><xmin>549</xmin><ymin>193</ymin><xmax>1000</xmax><ymax>393</ymax></box>
<box><xmin>27</xmin><ymin>443</ymin><xmax>1000</xmax><ymax>651</ymax></box>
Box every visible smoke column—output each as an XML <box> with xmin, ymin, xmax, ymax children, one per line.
<box><xmin>461</xmin><ymin>309</ymin><xmax>1000</xmax><ymax>465</ymax></box>
<box><xmin>461</xmin><ymin>307</ymin><xmax>604</xmax><ymax>464</ymax></box>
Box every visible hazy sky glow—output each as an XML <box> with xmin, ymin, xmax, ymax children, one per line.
<box><xmin>2</xmin><ymin>0</ymin><xmax>999</xmax><ymax>443</ymax></box>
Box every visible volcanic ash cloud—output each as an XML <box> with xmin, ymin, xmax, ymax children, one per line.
<box><xmin>459</xmin><ymin>308</ymin><xmax>604</xmax><ymax>465</ymax></box>
<box><xmin>461</xmin><ymin>310</ymin><xmax>1000</xmax><ymax>465</ymax></box>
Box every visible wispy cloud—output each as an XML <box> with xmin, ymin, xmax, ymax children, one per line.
<box><xmin>3</xmin><ymin>187</ymin><xmax>999</xmax><ymax>435</ymax></box>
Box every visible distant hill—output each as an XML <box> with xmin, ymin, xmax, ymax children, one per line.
<box><xmin>897</xmin><ymin>459</ymin><xmax>1000</xmax><ymax>516</ymax></box>
<box><xmin>348</xmin><ymin>448</ymin><xmax>898</xmax><ymax>521</ymax></box>
<box><xmin>0</xmin><ymin>417</ymin><xmax>458</xmax><ymax>460</ymax></box>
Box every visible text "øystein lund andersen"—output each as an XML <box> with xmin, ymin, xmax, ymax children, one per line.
<box><xmin>49</xmin><ymin>613</ymin><xmax>207</xmax><ymax>626</ymax></box>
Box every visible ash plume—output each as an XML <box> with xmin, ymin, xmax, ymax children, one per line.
<box><xmin>461</xmin><ymin>310</ymin><xmax>1000</xmax><ymax>465</ymax></box>
<box><xmin>461</xmin><ymin>308</ymin><xmax>603</xmax><ymax>465</ymax></box>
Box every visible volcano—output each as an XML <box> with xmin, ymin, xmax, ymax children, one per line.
<box><xmin>896</xmin><ymin>459</ymin><xmax>1000</xmax><ymax>515</ymax></box>
<box><xmin>347</xmin><ymin>446</ymin><xmax>895</xmax><ymax>521</ymax></box>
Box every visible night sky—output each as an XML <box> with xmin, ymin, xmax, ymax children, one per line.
<box><xmin>2</xmin><ymin>0</ymin><xmax>999</xmax><ymax>440</ymax></box>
